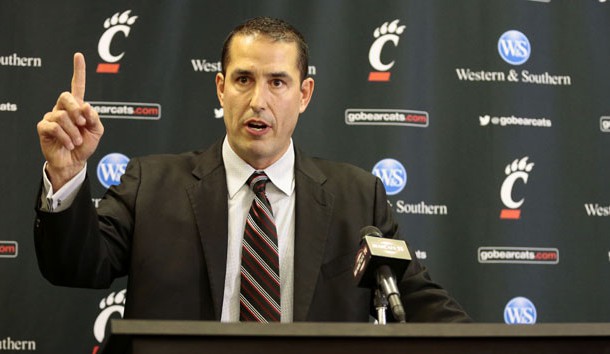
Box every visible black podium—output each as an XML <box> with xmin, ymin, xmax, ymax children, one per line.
<box><xmin>102</xmin><ymin>320</ymin><xmax>610</xmax><ymax>354</ymax></box>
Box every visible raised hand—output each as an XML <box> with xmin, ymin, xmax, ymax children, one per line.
<box><xmin>37</xmin><ymin>53</ymin><xmax>104</xmax><ymax>190</ymax></box>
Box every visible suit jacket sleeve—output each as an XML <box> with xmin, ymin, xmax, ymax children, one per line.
<box><xmin>33</xmin><ymin>160</ymin><xmax>140</xmax><ymax>289</ymax></box>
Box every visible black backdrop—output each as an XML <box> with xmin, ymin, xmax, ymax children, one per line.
<box><xmin>1</xmin><ymin>0</ymin><xmax>610</xmax><ymax>353</ymax></box>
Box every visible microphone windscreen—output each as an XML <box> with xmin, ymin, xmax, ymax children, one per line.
<box><xmin>353</xmin><ymin>227</ymin><xmax>411</xmax><ymax>288</ymax></box>
<box><xmin>360</xmin><ymin>225</ymin><xmax>383</xmax><ymax>239</ymax></box>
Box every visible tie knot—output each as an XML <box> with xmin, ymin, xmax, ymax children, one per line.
<box><xmin>247</xmin><ymin>171</ymin><xmax>269</xmax><ymax>194</ymax></box>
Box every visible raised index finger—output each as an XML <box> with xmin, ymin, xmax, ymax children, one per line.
<box><xmin>71</xmin><ymin>52</ymin><xmax>86</xmax><ymax>103</ymax></box>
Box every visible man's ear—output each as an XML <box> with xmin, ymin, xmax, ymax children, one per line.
<box><xmin>216</xmin><ymin>73</ymin><xmax>225</xmax><ymax>106</ymax></box>
<box><xmin>299</xmin><ymin>77</ymin><xmax>315</xmax><ymax>113</ymax></box>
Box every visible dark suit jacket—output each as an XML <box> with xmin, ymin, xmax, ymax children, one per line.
<box><xmin>34</xmin><ymin>140</ymin><xmax>470</xmax><ymax>322</ymax></box>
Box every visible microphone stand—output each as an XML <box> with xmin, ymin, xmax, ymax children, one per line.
<box><xmin>376</xmin><ymin>265</ymin><xmax>407</xmax><ymax>323</ymax></box>
<box><xmin>374</xmin><ymin>289</ymin><xmax>388</xmax><ymax>325</ymax></box>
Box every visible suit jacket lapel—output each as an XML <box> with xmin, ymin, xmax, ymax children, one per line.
<box><xmin>186</xmin><ymin>140</ymin><xmax>228</xmax><ymax>320</ymax></box>
<box><xmin>293</xmin><ymin>149</ymin><xmax>334</xmax><ymax>321</ymax></box>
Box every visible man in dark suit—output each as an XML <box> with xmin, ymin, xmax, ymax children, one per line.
<box><xmin>35</xmin><ymin>17</ymin><xmax>470</xmax><ymax>323</ymax></box>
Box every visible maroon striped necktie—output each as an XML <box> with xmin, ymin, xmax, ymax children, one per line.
<box><xmin>240</xmin><ymin>171</ymin><xmax>281</xmax><ymax>322</ymax></box>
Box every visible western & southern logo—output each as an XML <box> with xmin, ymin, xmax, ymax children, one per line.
<box><xmin>456</xmin><ymin>29</ymin><xmax>571</xmax><ymax>85</ymax></box>
<box><xmin>0</xmin><ymin>337</ymin><xmax>36</xmax><ymax>351</ymax></box>
<box><xmin>97</xmin><ymin>153</ymin><xmax>129</xmax><ymax>189</ymax></box>
<box><xmin>97</xmin><ymin>10</ymin><xmax>139</xmax><ymax>74</ymax></box>
<box><xmin>368</xmin><ymin>20</ymin><xmax>405</xmax><ymax>82</ymax></box>
<box><xmin>191</xmin><ymin>58</ymin><xmax>222</xmax><ymax>72</ymax></box>
<box><xmin>504</xmin><ymin>297</ymin><xmax>537</xmax><ymax>324</ymax></box>
<box><xmin>500</xmin><ymin>157</ymin><xmax>534</xmax><ymax>219</ymax></box>
<box><xmin>191</xmin><ymin>58</ymin><xmax>317</xmax><ymax>76</ymax></box>
<box><xmin>0</xmin><ymin>53</ymin><xmax>42</xmax><ymax>67</ymax></box>
<box><xmin>373</xmin><ymin>159</ymin><xmax>448</xmax><ymax>215</ymax></box>
<box><xmin>584</xmin><ymin>203</ymin><xmax>610</xmax><ymax>216</ymax></box>
<box><xmin>372</xmin><ymin>158</ymin><xmax>407</xmax><ymax>195</ymax></box>
<box><xmin>498</xmin><ymin>30</ymin><xmax>531</xmax><ymax>65</ymax></box>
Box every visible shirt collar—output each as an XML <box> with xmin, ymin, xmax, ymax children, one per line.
<box><xmin>222</xmin><ymin>136</ymin><xmax>295</xmax><ymax>199</ymax></box>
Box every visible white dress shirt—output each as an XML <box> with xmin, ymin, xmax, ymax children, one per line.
<box><xmin>40</xmin><ymin>162</ymin><xmax>87</xmax><ymax>212</ymax></box>
<box><xmin>221</xmin><ymin>137</ymin><xmax>295</xmax><ymax>322</ymax></box>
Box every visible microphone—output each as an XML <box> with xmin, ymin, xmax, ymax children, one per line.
<box><xmin>353</xmin><ymin>226</ymin><xmax>411</xmax><ymax>323</ymax></box>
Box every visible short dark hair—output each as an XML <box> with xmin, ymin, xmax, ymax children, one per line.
<box><xmin>221</xmin><ymin>17</ymin><xmax>309</xmax><ymax>82</ymax></box>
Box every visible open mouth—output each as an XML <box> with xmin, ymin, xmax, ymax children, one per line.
<box><xmin>247</xmin><ymin>121</ymin><xmax>268</xmax><ymax>131</ymax></box>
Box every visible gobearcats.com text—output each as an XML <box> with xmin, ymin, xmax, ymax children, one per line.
<box><xmin>348</xmin><ymin>112</ymin><xmax>426</xmax><ymax>123</ymax></box>
<box><xmin>345</xmin><ymin>109</ymin><xmax>429</xmax><ymax>127</ymax></box>
<box><xmin>92</xmin><ymin>105</ymin><xmax>159</xmax><ymax>116</ymax></box>
<box><xmin>478</xmin><ymin>247</ymin><xmax>559</xmax><ymax>264</ymax></box>
<box><xmin>89</xmin><ymin>101</ymin><xmax>161</xmax><ymax>120</ymax></box>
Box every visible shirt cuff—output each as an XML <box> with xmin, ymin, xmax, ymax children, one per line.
<box><xmin>40</xmin><ymin>162</ymin><xmax>87</xmax><ymax>212</ymax></box>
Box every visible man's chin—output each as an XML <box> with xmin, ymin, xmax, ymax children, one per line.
<box><xmin>246</xmin><ymin>147</ymin><xmax>288</xmax><ymax>170</ymax></box>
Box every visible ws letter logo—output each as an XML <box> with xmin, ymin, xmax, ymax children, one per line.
<box><xmin>372</xmin><ymin>158</ymin><xmax>407</xmax><ymax>196</ymax></box>
<box><xmin>500</xmin><ymin>157</ymin><xmax>534</xmax><ymax>220</ymax></box>
<box><xmin>97</xmin><ymin>10</ymin><xmax>139</xmax><ymax>73</ymax></box>
<box><xmin>368</xmin><ymin>20</ymin><xmax>406</xmax><ymax>82</ymax></box>
<box><xmin>498</xmin><ymin>30</ymin><xmax>530</xmax><ymax>66</ymax></box>
<box><xmin>97</xmin><ymin>153</ymin><xmax>129</xmax><ymax>189</ymax></box>
<box><xmin>504</xmin><ymin>297</ymin><xmax>537</xmax><ymax>324</ymax></box>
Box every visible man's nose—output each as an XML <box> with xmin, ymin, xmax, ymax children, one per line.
<box><xmin>250</xmin><ymin>82</ymin><xmax>268</xmax><ymax>111</ymax></box>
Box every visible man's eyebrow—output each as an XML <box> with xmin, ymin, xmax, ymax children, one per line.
<box><xmin>268</xmin><ymin>71</ymin><xmax>295</xmax><ymax>83</ymax></box>
<box><xmin>230</xmin><ymin>69</ymin><xmax>293</xmax><ymax>80</ymax></box>
<box><xmin>268</xmin><ymin>71</ymin><xmax>289</xmax><ymax>78</ymax></box>
<box><xmin>232</xmin><ymin>69</ymin><xmax>253</xmax><ymax>77</ymax></box>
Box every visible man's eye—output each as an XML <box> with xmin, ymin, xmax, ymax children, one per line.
<box><xmin>237</xmin><ymin>77</ymin><xmax>250</xmax><ymax>84</ymax></box>
<box><xmin>271</xmin><ymin>79</ymin><xmax>284</xmax><ymax>87</ymax></box>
